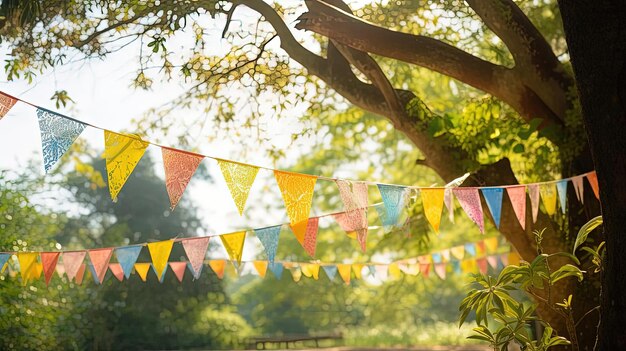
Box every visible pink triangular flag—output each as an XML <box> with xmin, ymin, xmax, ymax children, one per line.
<box><xmin>88</xmin><ymin>248</ymin><xmax>113</xmax><ymax>284</ymax></box>
<box><xmin>162</xmin><ymin>147</ymin><xmax>204</xmax><ymax>210</ymax></box>
<box><xmin>477</xmin><ymin>257</ymin><xmax>488</xmax><ymax>274</ymax></box>
<box><xmin>420</xmin><ymin>263</ymin><xmax>431</xmax><ymax>278</ymax></box>
<box><xmin>335</xmin><ymin>180</ymin><xmax>369</xmax><ymax>251</ymax></box>
<box><xmin>75</xmin><ymin>263</ymin><xmax>87</xmax><ymax>285</ymax></box>
<box><xmin>41</xmin><ymin>252</ymin><xmax>60</xmax><ymax>286</ymax></box>
<box><xmin>300</xmin><ymin>217</ymin><xmax>319</xmax><ymax>257</ymax></box>
<box><xmin>63</xmin><ymin>251</ymin><xmax>86</xmax><ymax>282</ymax></box>
<box><xmin>109</xmin><ymin>263</ymin><xmax>124</xmax><ymax>282</ymax></box>
<box><xmin>587</xmin><ymin>172</ymin><xmax>600</xmax><ymax>200</ymax></box>
<box><xmin>434</xmin><ymin>263</ymin><xmax>446</xmax><ymax>280</ymax></box>
<box><xmin>181</xmin><ymin>237</ymin><xmax>210</xmax><ymax>279</ymax></box>
<box><xmin>506</xmin><ymin>185</ymin><xmax>526</xmax><ymax>230</ymax></box>
<box><xmin>486</xmin><ymin>255</ymin><xmax>499</xmax><ymax>269</ymax></box>
<box><xmin>571</xmin><ymin>176</ymin><xmax>585</xmax><ymax>203</ymax></box>
<box><xmin>528</xmin><ymin>184</ymin><xmax>540</xmax><ymax>223</ymax></box>
<box><xmin>499</xmin><ymin>253</ymin><xmax>509</xmax><ymax>267</ymax></box>
<box><xmin>169</xmin><ymin>262</ymin><xmax>187</xmax><ymax>282</ymax></box>
<box><xmin>375</xmin><ymin>265</ymin><xmax>388</xmax><ymax>280</ymax></box>
<box><xmin>452</xmin><ymin>188</ymin><xmax>484</xmax><ymax>233</ymax></box>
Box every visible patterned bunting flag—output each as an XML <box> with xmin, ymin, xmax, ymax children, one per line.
<box><xmin>220</xmin><ymin>231</ymin><xmax>246</xmax><ymax>264</ymax></box>
<box><xmin>453</xmin><ymin>188</ymin><xmax>484</xmax><ymax>233</ymax></box>
<box><xmin>290</xmin><ymin>217</ymin><xmax>318</xmax><ymax>257</ymax></box>
<box><xmin>587</xmin><ymin>172</ymin><xmax>600</xmax><ymax>199</ymax></box>
<box><xmin>63</xmin><ymin>251</ymin><xmax>86</xmax><ymax>282</ymax></box>
<box><xmin>18</xmin><ymin>252</ymin><xmax>39</xmax><ymax>285</ymax></box>
<box><xmin>528</xmin><ymin>184</ymin><xmax>541</xmax><ymax>223</ymax></box>
<box><xmin>0</xmin><ymin>253</ymin><xmax>10</xmax><ymax>273</ymax></box>
<box><xmin>88</xmin><ymin>248</ymin><xmax>113</xmax><ymax>284</ymax></box>
<box><xmin>181</xmin><ymin>237</ymin><xmax>209</xmax><ymax>279</ymax></box>
<box><xmin>41</xmin><ymin>252</ymin><xmax>60</xmax><ymax>286</ymax></box>
<box><xmin>147</xmin><ymin>240</ymin><xmax>174</xmax><ymax>279</ymax></box>
<box><xmin>37</xmin><ymin>109</ymin><xmax>86</xmax><ymax>173</ymax></box>
<box><xmin>104</xmin><ymin>131</ymin><xmax>149</xmax><ymax>201</ymax></box>
<box><xmin>218</xmin><ymin>160</ymin><xmax>259</xmax><ymax>215</ymax></box>
<box><xmin>253</xmin><ymin>261</ymin><xmax>268</xmax><ymax>278</ymax></box>
<box><xmin>268</xmin><ymin>262</ymin><xmax>284</xmax><ymax>279</ymax></box>
<box><xmin>421</xmin><ymin>188</ymin><xmax>445</xmax><ymax>232</ymax></box>
<box><xmin>337</xmin><ymin>264</ymin><xmax>351</xmax><ymax>285</ymax></box>
<box><xmin>506</xmin><ymin>185</ymin><xmax>527</xmax><ymax>230</ymax></box>
<box><xmin>162</xmin><ymin>147</ymin><xmax>204</xmax><ymax>210</ymax></box>
<box><xmin>255</xmin><ymin>226</ymin><xmax>281</xmax><ymax>263</ymax></box>
<box><xmin>209</xmin><ymin>260</ymin><xmax>226</xmax><ymax>279</ymax></box>
<box><xmin>335</xmin><ymin>180</ymin><xmax>369</xmax><ymax>251</ymax></box>
<box><xmin>75</xmin><ymin>264</ymin><xmax>87</xmax><ymax>285</ymax></box>
<box><xmin>134</xmin><ymin>263</ymin><xmax>151</xmax><ymax>282</ymax></box>
<box><xmin>322</xmin><ymin>265</ymin><xmax>338</xmax><ymax>281</ymax></box>
<box><xmin>109</xmin><ymin>263</ymin><xmax>125</xmax><ymax>282</ymax></box>
<box><xmin>373</xmin><ymin>204</ymin><xmax>393</xmax><ymax>233</ymax></box>
<box><xmin>169</xmin><ymin>262</ymin><xmax>187</xmax><ymax>282</ymax></box>
<box><xmin>539</xmin><ymin>183</ymin><xmax>558</xmax><ymax>216</ymax></box>
<box><xmin>377</xmin><ymin>184</ymin><xmax>407</xmax><ymax>228</ymax></box>
<box><xmin>0</xmin><ymin>92</ymin><xmax>17</xmax><ymax>119</ymax></box>
<box><xmin>301</xmin><ymin>264</ymin><xmax>320</xmax><ymax>280</ymax></box>
<box><xmin>571</xmin><ymin>175</ymin><xmax>585</xmax><ymax>203</ymax></box>
<box><xmin>115</xmin><ymin>245</ymin><xmax>143</xmax><ymax>279</ymax></box>
<box><xmin>444</xmin><ymin>188</ymin><xmax>455</xmax><ymax>223</ymax></box>
<box><xmin>274</xmin><ymin>171</ymin><xmax>317</xmax><ymax>242</ymax></box>
<box><xmin>481</xmin><ymin>188</ymin><xmax>503</xmax><ymax>229</ymax></box>
<box><xmin>556</xmin><ymin>180</ymin><xmax>568</xmax><ymax>213</ymax></box>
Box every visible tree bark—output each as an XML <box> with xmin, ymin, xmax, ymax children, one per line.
<box><xmin>559</xmin><ymin>1</ymin><xmax>626</xmax><ymax>350</ymax></box>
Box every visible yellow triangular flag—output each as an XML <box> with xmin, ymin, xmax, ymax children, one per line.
<box><xmin>421</xmin><ymin>188</ymin><xmax>445</xmax><ymax>232</ymax></box>
<box><xmin>484</xmin><ymin>237</ymin><xmax>499</xmax><ymax>253</ymax></box>
<box><xmin>33</xmin><ymin>262</ymin><xmax>43</xmax><ymax>280</ymax></box>
<box><xmin>450</xmin><ymin>245</ymin><xmax>465</xmax><ymax>260</ymax></box>
<box><xmin>389</xmin><ymin>263</ymin><xmax>402</xmax><ymax>279</ymax></box>
<box><xmin>18</xmin><ymin>252</ymin><xmax>39</xmax><ymax>285</ymax></box>
<box><xmin>539</xmin><ymin>183</ymin><xmax>558</xmax><ymax>216</ymax></box>
<box><xmin>352</xmin><ymin>263</ymin><xmax>364</xmax><ymax>280</ymax></box>
<box><xmin>220</xmin><ymin>231</ymin><xmax>246</xmax><ymax>264</ymax></box>
<box><xmin>147</xmin><ymin>240</ymin><xmax>174</xmax><ymax>279</ymax></box>
<box><xmin>104</xmin><ymin>131</ymin><xmax>149</xmax><ymax>201</ymax></box>
<box><xmin>218</xmin><ymin>160</ymin><xmax>259</xmax><ymax>216</ymax></box>
<box><xmin>290</xmin><ymin>266</ymin><xmax>302</xmax><ymax>282</ymax></box>
<box><xmin>337</xmin><ymin>264</ymin><xmax>351</xmax><ymax>285</ymax></box>
<box><xmin>274</xmin><ymin>171</ymin><xmax>317</xmax><ymax>242</ymax></box>
<box><xmin>301</xmin><ymin>263</ymin><xmax>320</xmax><ymax>280</ymax></box>
<box><xmin>461</xmin><ymin>259</ymin><xmax>478</xmax><ymax>274</ymax></box>
<box><xmin>134</xmin><ymin>263</ymin><xmax>151</xmax><ymax>282</ymax></box>
<box><xmin>253</xmin><ymin>261</ymin><xmax>268</xmax><ymax>278</ymax></box>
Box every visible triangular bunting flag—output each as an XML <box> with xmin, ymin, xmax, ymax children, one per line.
<box><xmin>220</xmin><ymin>231</ymin><xmax>246</xmax><ymax>264</ymax></box>
<box><xmin>87</xmin><ymin>264</ymin><xmax>101</xmax><ymax>285</ymax></box>
<box><xmin>419</xmin><ymin>263</ymin><xmax>431</xmax><ymax>277</ymax></box>
<box><xmin>300</xmin><ymin>264</ymin><xmax>320</xmax><ymax>280</ymax></box>
<box><xmin>528</xmin><ymin>184</ymin><xmax>541</xmax><ymax>223</ymax></box>
<box><xmin>451</xmin><ymin>260</ymin><xmax>462</xmax><ymax>274</ymax></box>
<box><xmin>375</xmin><ymin>265</ymin><xmax>388</xmax><ymax>281</ymax></box>
<box><xmin>75</xmin><ymin>264</ymin><xmax>86</xmax><ymax>285</ymax></box>
<box><xmin>18</xmin><ymin>252</ymin><xmax>39</xmax><ymax>284</ymax></box>
<box><xmin>147</xmin><ymin>240</ymin><xmax>174</xmax><ymax>279</ymax></box>
<box><xmin>477</xmin><ymin>258</ymin><xmax>488</xmax><ymax>274</ymax></box>
<box><xmin>181</xmin><ymin>237</ymin><xmax>210</xmax><ymax>279</ymax></box>
<box><xmin>444</xmin><ymin>188</ymin><xmax>455</xmax><ymax>223</ymax></box>
<box><xmin>41</xmin><ymin>252</ymin><xmax>60</xmax><ymax>286</ymax></box>
<box><xmin>352</xmin><ymin>264</ymin><xmax>364</xmax><ymax>280</ymax></box>
<box><xmin>571</xmin><ymin>176</ymin><xmax>585</xmax><ymax>203</ymax></box>
<box><xmin>268</xmin><ymin>262</ymin><xmax>284</xmax><ymax>279</ymax></box>
<box><xmin>336</xmin><ymin>180</ymin><xmax>369</xmax><ymax>251</ymax></box>
<box><xmin>322</xmin><ymin>265</ymin><xmax>338</xmax><ymax>281</ymax></box>
<box><xmin>389</xmin><ymin>263</ymin><xmax>402</xmax><ymax>279</ymax></box>
<box><xmin>587</xmin><ymin>172</ymin><xmax>600</xmax><ymax>199</ymax></box>
<box><xmin>37</xmin><ymin>109</ymin><xmax>86</xmax><ymax>173</ymax></box>
<box><xmin>499</xmin><ymin>253</ymin><xmax>509</xmax><ymax>267</ymax></box>
<box><xmin>253</xmin><ymin>261</ymin><xmax>268</xmax><ymax>278</ymax></box>
<box><xmin>377</xmin><ymin>184</ymin><xmax>407</xmax><ymax>227</ymax></box>
<box><xmin>162</xmin><ymin>147</ymin><xmax>204</xmax><ymax>210</ymax></box>
<box><xmin>481</xmin><ymin>188</ymin><xmax>503</xmax><ymax>229</ymax></box>
<box><xmin>539</xmin><ymin>183</ymin><xmax>558</xmax><ymax>216</ymax></box>
<box><xmin>115</xmin><ymin>245</ymin><xmax>143</xmax><ymax>279</ymax></box>
<box><xmin>290</xmin><ymin>218</ymin><xmax>318</xmax><ymax>257</ymax></box>
<box><xmin>484</xmin><ymin>237</ymin><xmax>499</xmax><ymax>253</ymax></box>
<box><xmin>274</xmin><ymin>171</ymin><xmax>317</xmax><ymax>242</ymax></box>
<box><xmin>506</xmin><ymin>185</ymin><xmax>527</xmax><ymax>230</ymax></box>
<box><xmin>461</xmin><ymin>259</ymin><xmax>477</xmax><ymax>274</ymax></box>
<box><xmin>337</xmin><ymin>264</ymin><xmax>351</xmax><ymax>285</ymax></box>
<box><xmin>0</xmin><ymin>92</ymin><xmax>17</xmax><ymax>119</ymax></box>
<box><xmin>398</xmin><ymin>263</ymin><xmax>419</xmax><ymax>276</ymax></box>
<box><xmin>151</xmin><ymin>263</ymin><xmax>167</xmax><ymax>283</ymax></box>
<box><xmin>431</xmin><ymin>252</ymin><xmax>442</xmax><ymax>264</ymax></box>
<box><xmin>487</xmin><ymin>255</ymin><xmax>499</xmax><ymax>269</ymax></box>
<box><xmin>255</xmin><ymin>226</ymin><xmax>281</xmax><ymax>263</ymax></box>
<box><xmin>88</xmin><ymin>248</ymin><xmax>113</xmax><ymax>284</ymax></box>
<box><xmin>556</xmin><ymin>180</ymin><xmax>568</xmax><ymax>213</ymax></box>
<box><xmin>450</xmin><ymin>245</ymin><xmax>465</xmax><ymax>260</ymax></box>
<box><xmin>104</xmin><ymin>131</ymin><xmax>149</xmax><ymax>201</ymax></box>
<box><xmin>218</xmin><ymin>160</ymin><xmax>259</xmax><ymax>215</ymax></box>
<box><xmin>33</xmin><ymin>262</ymin><xmax>43</xmax><ymax>280</ymax></box>
<box><xmin>441</xmin><ymin>249</ymin><xmax>451</xmax><ymax>262</ymax></box>
<box><xmin>476</xmin><ymin>241</ymin><xmax>486</xmax><ymax>256</ymax></box>
<box><xmin>63</xmin><ymin>251</ymin><xmax>86</xmax><ymax>282</ymax></box>
<box><xmin>169</xmin><ymin>262</ymin><xmax>187</xmax><ymax>282</ymax></box>
<box><xmin>0</xmin><ymin>253</ymin><xmax>10</xmax><ymax>274</ymax></box>
<box><xmin>109</xmin><ymin>263</ymin><xmax>124</xmax><ymax>282</ymax></box>
<box><xmin>209</xmin><ymin>260</ymin><xmax>226</xmax><ymax>279</ymax></box>
<box><xmin>134</xmin><ymin>263</ymin><xmax>151</xmax><ymax>282</ymax></box>
<box><xmin>374</xmin><ymin>203</ymin><xmax>393</xmax><ymax>233</ymax></box>
<box><xmin>421</xmin><ymin>188</ymin><xmax>445</xmax><ymax>232</ymax></box>
<box><xmin>289</xmin><ymin>266</ymin><xmax>302</xmax><ymax>282</ymax></box>
<box><xmin>434</xmin><ymin>263</ymin><xmax>446</xmax><ymax>280</ymax></box>
<box><xmin>464</xmin><ymin>243</ymin><xmax>477</xmax><ymax>257</ymax></box>
<box><xmin>453</xmin><ymin>188</ymin><xmax>484</xmax><ymax>233</ymax></box>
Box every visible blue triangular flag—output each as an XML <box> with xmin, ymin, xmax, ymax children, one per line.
<box><xmin>87</xmin><ymin>263</ymin><xmax>101</xmax><ymax>285</ymax></box>
<box><xmin>452</xmin><ymin>260</ymin><xmax>462</xmax><ymax>274</ymax></box>
<box><xmin>115</xmin><ymin>245</ymin><xmax>143</xmax><ymax>279</ymax></box>
<box><xmin>0</xmin><ymin>253</ymin><xmax>10</xmax><ymax>273</ymax></box>
<box><xmin>255</xmin><ymin>226</ymin><xmax>281</xmax><ymax>263</ymax></box>
<box><xmin>36</xmin><ymin>109</ymin><xmax>86</xmax><ymax>173</ymax></box>
<box><xmin>151</xmin><ymin>263</ymin><xmax>167</xmax><ymax>283</ymax></box>
<box><xmin>481</xmin><ymin>188</ymin><xmax>504</xmax><ymax>229</ymax></box>
<box><xmin>323</xmin><ymin>265</ymin><xmax>338</xmax><ymax>281</ymax></box>
<box><xmin>431</xmin><ymin>252</ymin><xmax>442</xmax><ymax>264</ymax></box>
<box><xmin>374</xmin><ymin>203</ymin><xmax>393</xmax><ymax>232</ymax></box>
<box><xmin>556</xmin><ymin>180</ymin><xmax>568</xmax><ymax>213</ymax></box>
<box><xmin>464</xmin><ymin>243</ymin><xmax>477</xmax><ymax>257</ymax></box>
<box><xmin>377</xmin><ymin>184</ymin><xmax>407</xmax><ymax>227</ymax></box>
<box><xmin>268</xmin><ymin>262</ymin><xmax>284</xmax><ymax>279</ymax></box>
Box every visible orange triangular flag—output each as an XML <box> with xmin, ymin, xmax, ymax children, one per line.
<box><xmin>209</xmin><ymin>260</ymin><xmax>226</xmax><ymax>279</ymax></box>
<box><xmin>218</xmin><ymin>160</ymin><xmax>259</xmax><ymax>215</ymax></box>
<box><xmin>0</xmin><ymin>91</ymin><xmax>18</xmax><ymax>119</ymax></box>
<box><xmin>75</xmin><ymin>264</ymin><xmax>87</xmax><ymax>285</ymax></box>
<box><xmin>108</xmin><ymin>263</ymin><xmax>124</xmax><ymax>282</ymax></box>
<box><xmin>162</xmin><ymin>147</ymin><xmax>204</xmax><ymax>210</ymax></box>
<box><xmin>289</xmin><ymin>217</ymin><xmax>319</xmax><ymax>257</ymax></box>
<box><xmin>63</xmin><ymin>251</ymin><xmax>86</xmax><ymax>282</ymax></box>
<box><xmin>169</xmin><ymin>262</ymin><xmax>187</xmax><ymax>282</ymax></box>
<box><xmin>220</xmin><ymin>231</ymin><xmax>246</xmax><ymax>264</ymax></box>
<box><xmin>421</xmin><ymin>188</ymin><xmax>445</xmax><ymax>232</ymax></box>
<box><xmin>337</xmin><ymin>264</ymin><xmax>351</xmax><ymax>285</ymax></box>
<box><xmin>253</xmin><ymin>261</ymin><xmax>268</xmax><ymax>278</ymax></box>
<box><xmin>41</xmin><ymin>252</ymin><xmax>60</xmax><ymax>286</ymax></box>
<box><xmin>587</xmin><ymin>172</ymin><xmax>600</xmax><ymax>199</ymax></box>
<box><xmin>134</xmin><ymin>263</ymin><xmax>151</xmax><ymax>282</ymax></box>
<box><xmin>274</xmin><ymin>171</ymin><xmax>317</xmax><ymax>242</ymax></box>
<box><xmin>88</xmin><ymin>248</ymin><xmax>113</xmax><ymax>284</ymax></box>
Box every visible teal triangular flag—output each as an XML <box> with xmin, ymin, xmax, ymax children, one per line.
<box><xmin>464</xmin><ymin>243</ymin><xmax>477</xmax><ymax>257</ymax></box>
<box><xmin>87</xmin><ymin>263</ymin><xmax>101</xmax><ymax>285</ymax></box>
<box><xmin>374</xmin><ymin>203</ymin><xmax>393</xmax><ymax>232</ymax></box>
<box><xmin>255</xmin><ymin>226</ymin><xmax>281</xmax><ymax>263</ymax></box>
<box><xmin>481</xmin><ymin>188</ymin><xmax>503</xmax><ymax>229</ymax></box>
<box><xmin>268</xmin><ymin>262</ymin><xmax>283</xmax><ymax>279</ymax></box>
<box><xmin>377</xmin><ymin>184</ymin><xmax>407</xmax><ymax>227</ymax></box>
<box><xmin>115</xmin><ymin>245</ymin><xmax>143</xmax><ymax>279</ymax></box>
<box><xmin>556</xmin><ymin>180</ymin><xmax>568</xmax><ymax>213</ymax></box>
<box><xmin>0</xmin><ymin>253</ymin><xmax>10</xmax><ymax>272</ymax></box>
<box><xmin>452</xmin><ymin>260</ymin><xmax>461</xmax><ymax>274</ymax></box>
<box><xmin>151</xmin><ymin>263</ymin><xmax>167</xmax><ymax>283</ymax></box>
<box><xmin>367</xmin><ymin>265</ymin><xmax>376</xmax><ymax>275</ymax></box>
<box><xmin>37</xmin><ymin>109</ymin><xmax>86</xmax><ymax>173</ymax></box>
<box><xmin>323</xmin><ymin>265</ymin><xmax>338</xmax><ymax>281</ymax></box>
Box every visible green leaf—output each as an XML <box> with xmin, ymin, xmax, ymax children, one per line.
<box><xmin>573</xmin><ymin>216</ymin><xmax>603</xmax><ymax>253</ymax></box>
<box><xmin>550</xmin><ymin>264</ymin><xmax>584</xmax><ymax>283</ymax></box>
<box><xmin>512</xmin><ymin>143</ymin><xmax>525</xmax><ymax>153</ymax></box>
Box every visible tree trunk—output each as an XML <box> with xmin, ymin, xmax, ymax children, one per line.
<box><xmin>559</xmin><ymin>1</ymin><xmax>626</xmax><ymax>350</ymax></box>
